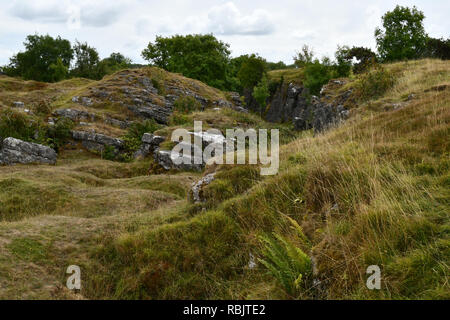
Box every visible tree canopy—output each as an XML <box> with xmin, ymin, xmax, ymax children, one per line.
<box><xmin>3</xmin><ymin>34</ymin><xmax>73</xmax><ymax>82</ymax></box>
<box><xmin>142</xmin><ymin>34</ymin><xmax>231</xmax><ymax>90</ymax></box>
<box><xmin>375</xmin><ymin>5</ymin><xmax>427</xmax><ymax>62</ymax></box>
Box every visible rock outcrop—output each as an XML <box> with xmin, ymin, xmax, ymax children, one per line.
<box><xmin>0</xmin><ymin>137</ymin><xmax>57</xmax><ymax>165</ymax></box>
<box><xmin>71</xmin><ymin>131</ymin><xmax>124</xmax><ymax>154</ymax></box>
<box><xmin>154</xmin><ymin>131</ymin><xmax>234</xmax><ymax>171</ymax></box>
<box><xmin>256</xmin><ymin>79</ymin><xmax>352</xmax><ymax>133</ymax></box>
<box><xmin>134</xmin><ymin>133</ymin><xmax>165</xmax><ymax>158</ymax></box>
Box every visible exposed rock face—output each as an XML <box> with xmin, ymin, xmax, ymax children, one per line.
<box><xmin>261</xmin><ymin>80</ymin><xmax>352</xmax><ymax>133</ymax></box>
<box><xmin>154</xmin><ymin>147</ymin><xmax>204</xmax><ymax>172</ymax></box>
<box><xmin>266</xmin><ymin>83</ymin><xmax>310</xmax><ymax>123</ymax></box>
<box><xmin>191</xmin><ymin>173</ymin><xmax>216</xmax><ymax>203</ymax></box>
<box><xmin>54</xmin><ymin>108</ymin><xmax>97</xmax><ymax>122</ymax></box>
<box><xmin>154</xmin><ymin>131</ymin><xmax>233</xmax><ymax>171</ymax></box>
<box><xmin>134</xmin><ymin>133</ymin><xmax>165</xmax><ymax>158</ymax></box>
<box><xmin>71</xmin><ymin>130</ymin><xmax>123</xmax><ymax>153</ymax></box>
<box><xmin>0</xmin><ymin>137</ymin><xmax>57</xmax><ymax>165</ymax></box>
<box><xmin>127</xmin><ymin>103</ymin><xmax>172</xmax><ymax>124</ymax></box>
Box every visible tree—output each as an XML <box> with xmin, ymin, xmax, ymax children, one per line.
<box><xmin>3</xmin><ymin>34</ymin><xmax>73</xmax><ymax>82</ymax></box>
<box><xmin>142</xmin><ymin>34</ymin><xmax>231</xmax><ymax>90</ymax></box>
<box><xmin>71</xmin><ymin>41</ymin><xmax>100</xmax><ymax>79</ymax></box>
<box><xmin>237</xmin><ymin>54</ymin><xmax>267</xmax><ymax>90</ymax></box>
<box><xmin>293</xmin><ymin>45</ymin><xmax>314</xmax><ymax>68</ymax></box>
<box><xmin>252</xmin><ymin>75</ymin><xmax>270</xmax><ymax>113</ymax></box>
<box><xmin>334</xmin><ymin>45</ymin><xmax>352</xmax><ymax>77</ymax></box>
<box><xmin>423</xmin><ymin>37</ymin><xmax>450</xmax><ymax>60</ymax></box>
<box><xmin>49</xmin><ymin>58</ymin><xmax>68</xmax><ymax>82</ymax></box>
<box><xmin>375</xmin><ymin>5</ymin><xmax>427</xmax><ymax>62</ymax></box>
<box><xmin>344</xmin><ymin>46</ymin><xmax>378</xmax><ymax>74</ymax></box>
<box><xmin>303</xmin><ymin>58</ymin><xmax>333</xmax><ymax>95</ymax></box>
<box><xmin>97</xmin><ymin>52</ymin><xmax>132</xmax><ymax>77</ymax></box>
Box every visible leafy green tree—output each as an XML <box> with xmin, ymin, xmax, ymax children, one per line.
<box><xmin>142</xmin><ymin>34</ymin><xmax>231</xmax><ymax>90</ymax></box>
<box><xmin>266</xmin><ymin>61</ymin><xmax>288</xmax><ymax>71</ymax></box>
<box><xmin>3</xmin><ymin>34</ymin><xmax>73</xmax><ymax>82</ymax></box>
<box><xmin>344</xmin><ymin>46</ymin><xmax>378</xmax><ymax>74</ymax></box>
<box><xmin>237</xmin><ymin>54</ymin><xmax>267</xmax><ymax>90</ymax></box>
<box><xmin>71</xmin><ymin>41</ymin><xmax>100</xmax><ymax>79</ymax></box>
<box><xmin>304</xmin><ymin>58</ymin><xmax>333</xmax><ymax>95</ymax></box>
<box><xmin>375</xmin><ymin>5</ymin><xmax>427</xmax><ymax>61</ymax></box>
<box><xmin>293</xmin><ymin>45</ymin><xmax>314</xmax><ymax>68</ymax></box>
<box><xmin>252</xmin><ymin>75</ymin><xmax>270</xmax><ymax>112</ymax></box>
<box><xmin>49</xmin><ymin>58</ymin><xmax>69</xmax><ymax>82</ymax></box>
<box><xmin>97</xmin><ymin>52</ymin><xmax>132</xmax><ymax>77</ymax></box>
<box><xmin>423</xmin><ymin>37</ymin><xmax>450</xmax><ymax>60</ymax></box>
<box><xmin>334</xmin><ymin>45</ymin><xmax>352</xmax><ymax>77</ymax></box>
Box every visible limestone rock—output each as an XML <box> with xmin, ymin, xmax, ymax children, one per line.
<box><xmin>0</xmin><ymin>137</ymin><xmax>57</xmax><ymax>165</ymax></box>
<box><xmin>191</xmin><ymin>173</ymin><xmax>216</xmax><ymax>203</ymax></box>
<box><xmin>71</xmin><ymin>130</ymin><xmax>123</xmax><ymax>153</ymax></box>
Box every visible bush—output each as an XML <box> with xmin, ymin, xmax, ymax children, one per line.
<box><xmin>173</xmin><ymin>96</ymin><xmax>202</xmax><ymax>114</ymax></box>
<box><xmin>303</xmin><ymin>59</ymin><xmax>333</xmax><ymax>95</ymax></box>
<box><xmin>0</xmin><ymin>109</ymin><xmax>38</xmax><ymax>141</ymax></box>
<box><xmin>45</xmin><ymin>118</ymin><xmax>75</xmax><ymax>151</ymax></box>
<box><xmin>355</xmin><ymin>66</ymin><xmax>396</xmax><ymax>101</ymax></box>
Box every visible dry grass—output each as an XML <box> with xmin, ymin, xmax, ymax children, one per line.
<box><xmin>0</xmin><ymin>59</ymin><xmax>448</xmax><ymax>300</ymax></box>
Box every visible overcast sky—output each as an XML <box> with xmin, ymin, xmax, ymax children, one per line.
<box><xmin>0</xmin><ymin>0</ymin><xmax>448</xmax><ymax>66</ymax></box>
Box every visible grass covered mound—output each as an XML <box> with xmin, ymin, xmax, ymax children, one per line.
<box><xmin>0</xmin><ymin>59</ymin><xmax>448</xmax><ymax>299</ymax></box>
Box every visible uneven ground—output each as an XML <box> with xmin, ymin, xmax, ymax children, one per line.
<box><xmin>0</xmin><ymin>59</ymin><xmax>448</xmax><ymax>299</ymax></box>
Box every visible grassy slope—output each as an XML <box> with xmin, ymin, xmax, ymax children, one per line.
<box><xmin>0</xmin><ymin>59</ymin><xmax>448</xmax><ymax>299</ymax></box>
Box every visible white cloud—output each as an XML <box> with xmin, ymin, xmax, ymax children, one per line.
<box><xmin>206</xmin><ymin>2</ymin><xmax>275</xmax><ymax>35</ymax></box>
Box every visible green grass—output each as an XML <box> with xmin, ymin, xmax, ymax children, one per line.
<box><xmin>0</xmin><ymin>59</ymin><xmax>448</xmax><ymax>300</ymax></box>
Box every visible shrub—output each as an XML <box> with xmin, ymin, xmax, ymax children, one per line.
<box><xmin>0</xmin><ymin>109</ymin><xmax>38</xmax><ymax>141</ymax></box>
<box><xmin>126</xmin><ymin>119</ymin><xmax>161</xmax><ymax>140</ymax></box>
<box><xmin>355</xmin><ymin>66</ymin><xmax>396</xmax><ymax>101</ymax></box>
<box><xmin>173</xmin><ymin>96</ymin><xmax>202</xmax><ymax>114</ymax></box>
<box><xmin>45</xmin><ymin>118</ymin><xmax>75</xmax><ymax>151</ymax></box>
<box><xmin>303</xmin><ymin>59</ymin><xmax>333</xmax><ymax>95</ymax></box>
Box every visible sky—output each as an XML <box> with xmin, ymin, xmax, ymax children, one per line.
<box><xmin>0</xmin><ymin>0</ymin><xmax>448</xmax><ymax>66</ymax></box>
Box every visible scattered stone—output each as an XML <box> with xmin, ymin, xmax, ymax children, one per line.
<box><xmin>0</xmin><ymin>137</ymin><xmax>57</xmax><ymax>165</ymax></box>
<box><xmin>12</xmin><ymin>101</ymin><xmax>25</xmax><ymax>108</ymax></box>
<box><xmin>191</xmin><ymin>173</ymin><xmax>216</xmax><ymax>203</ymax></box>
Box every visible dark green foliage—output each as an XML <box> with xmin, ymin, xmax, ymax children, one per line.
<box><xmin>117</xmin><ymin>119</ymin><xmax>162</xmax><ymax>162</ymax></box>
<box><xmin>303</xmin><ymin>58</ymin><xmax>333</xmax><ymax>95</ymax></box>
<box><xmin>344</xmin><ymin>46</ymin><xmax>378</xmax><ymax>74</ymax></box>
<box><xmin>252</xmin><ymin>75</ymin><xmax>270</xmax><ymax>109</ymax></box>
<box><xmin>237</xmin><ymin>54</ymin><xmax>267</xmax><ymax>90</ymax></box>
<box><xmin>375</xmin><ymin>6</ymin><xmax>428</xmax><ymax>62</ymax></box>
<box><xmin>423</xmin><ymin>37</ymin><xmax>450</xmax><ymax>60</ymax></box>
<box><xmin>49</xmin><ymin>58</ymin><xmax>69</xmax><ymax>82</ymax></box>
<box><xmin>142</xmin><ymin>34</ymin><xmax>231</xmax><ymax>90</ymax></box>
<box><xmin>97</xmin><ymin>52</ymin><xmax>132</xmax><ymax>78</ymax></box>
<box><xmin>334</xmin><ymin>45</ymin><xmax>352</xmax><ymax>77</ymax></box>
<box><xmin>71</xmin><ymin>41</ymin><xmax>100</xmax><ymax>79</ymax></box>
<box><xmin>3</xmin><ymin>34</ymin><xmax>73</xmax><ymax>82</ymax></box>
<box><xmin>265</xmin><ymin>61</ymin><xmax>289</xmax><ymax>71</ymax></box>
<box><xmin>126</xmin><ymin>119</ymin><xmax>161</xmax><ymax>140</ymax></box>
<box><xmin>45</xmin><ymin>118</ymin><xmax>75</xmax><ymax>151</ymax></box>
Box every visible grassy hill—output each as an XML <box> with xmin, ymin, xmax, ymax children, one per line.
<box><xmin>0</xmin><ymin>59</ymin><xmax>448</xmax><ymax>299</ymax></box>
